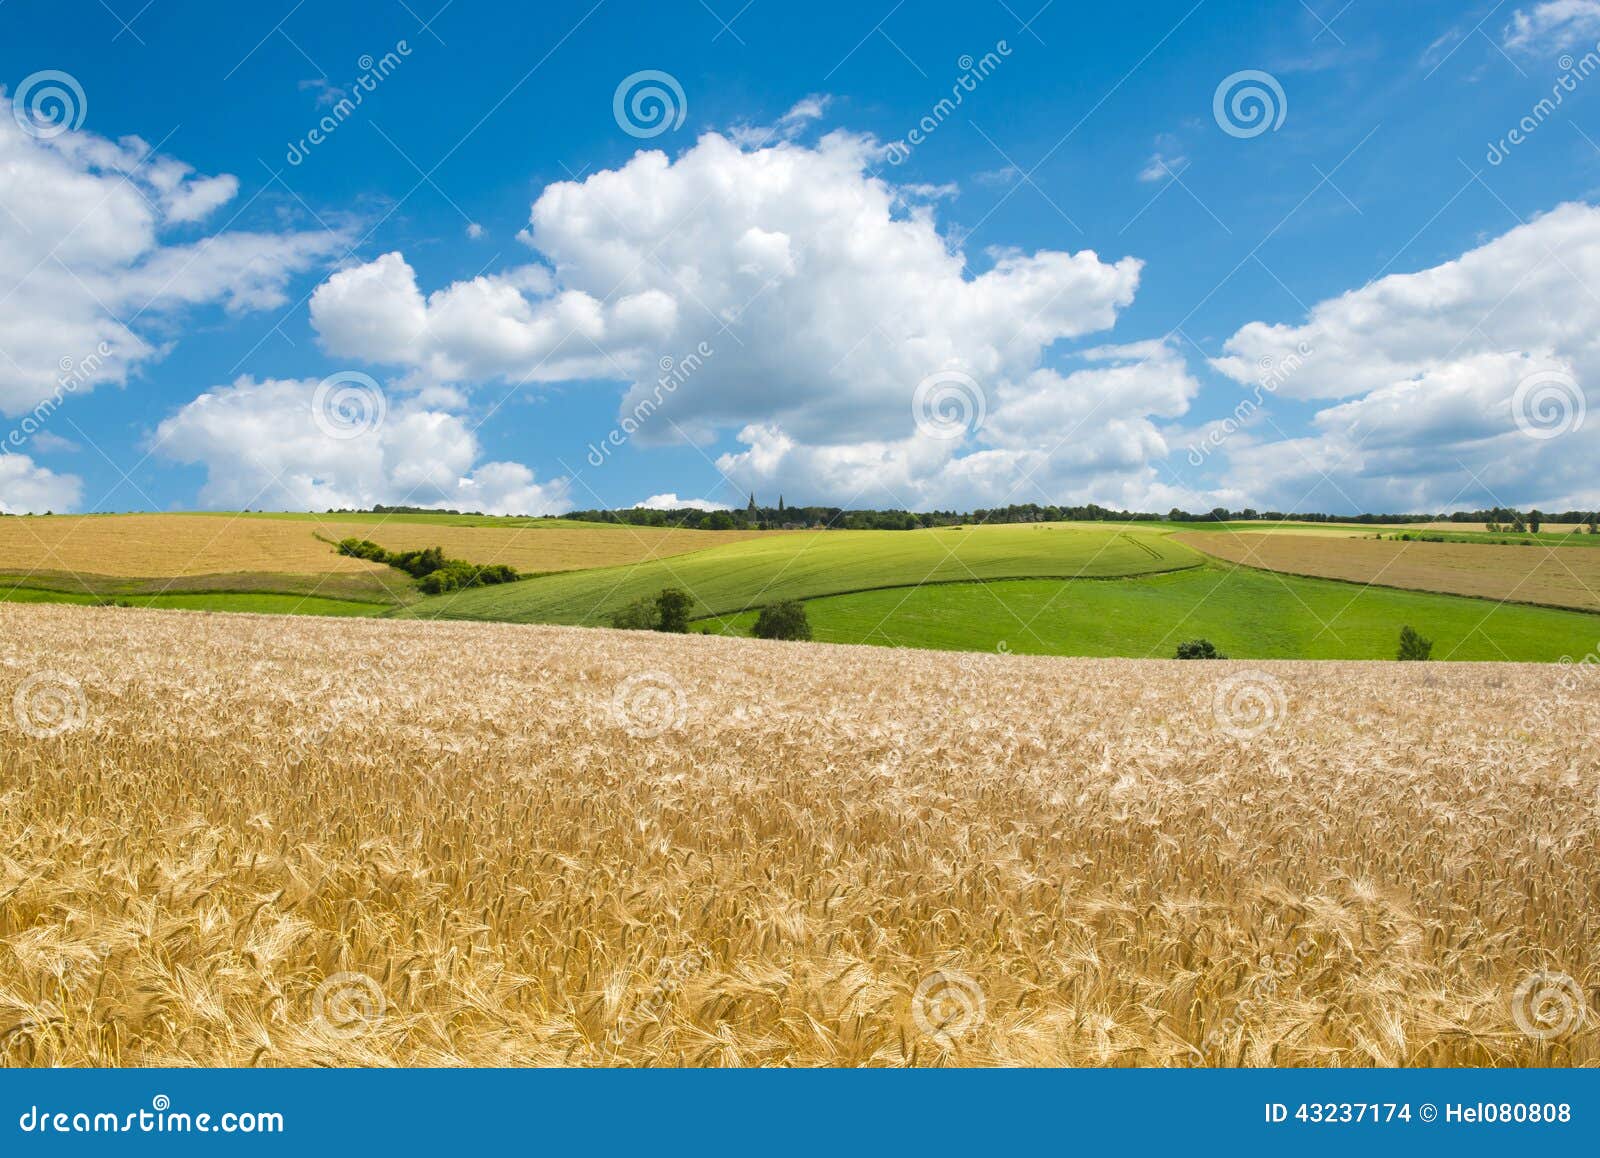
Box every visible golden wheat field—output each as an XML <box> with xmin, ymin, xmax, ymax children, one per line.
<box><xmin>0</xmin><ymin>515</ymin><xmax>387</xmax><ymax>579</ymax></box>
<box><xmin>1</xmin><ymin>602</ymin><xmax>1596</xmax><ymax>1068</ymax></box>
<box><xmin>0</xmin><ymin>514</ymin><xmax>772</xmax><ymax>582</ymax></box>
<box><xmin>307</xmin><ymin>519</ymin><xmax>773</xmax><ymax>575</ymax></box>
<box><xmin>1415</xmin><ymin>523</ymin><xmax>1592</xmax><ymax>535</ymax></box>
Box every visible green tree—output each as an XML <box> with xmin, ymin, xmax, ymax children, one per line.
<box><xmin>654</xmin><ymin>588</ymin><xmax>693</xmax><ymax>633</ymax></box>
<box><xmin>752</xmin><ymin>600</ymin><xmax>812</xmax><ymax>641</ymax></box>
<box><xmin>609</xmin><ymin>596</ymin><xmax>657</xmax><ymax>631</ymax></box>
<box><xmin>1397</xmin><ymin>625</ymin><xmax>1433</xmax><ymax>661</ymax></box>
<box><xmin>1174</xmin><ymin>639</ymin><xmax>1226</xmax><ymax>659</ymax></box>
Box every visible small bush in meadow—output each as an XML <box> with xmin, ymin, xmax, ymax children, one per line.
<box><xmin>655</xmin><ymin>588</ymin><xmax>693</xmax><ymax>633</ymax></box>
<box><xmin>610</xmin><ymin>597</ymin><xmax>659</xmax><ymax>631</ymax></box>
<box><xmin>752</xmin><ymin>600</ymin><xmax>812</xmax><ymax>641</ymax></box>
<box><xmin>1397</xmin><ymin>625</ymin><xmax>1433</xmax><ymax>661</ymax></box>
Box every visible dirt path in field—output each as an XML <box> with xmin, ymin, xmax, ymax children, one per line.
<box><xmin>1175</xmin><ymin>531</ymin><xmax>1600</xmax><ymax>613</ymax></box>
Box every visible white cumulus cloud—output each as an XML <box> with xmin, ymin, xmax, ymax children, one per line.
<box><xmin>152</xmin><ymin>376</ymin><xmax>569</xmax><ymax>515</ymax></box>
<box><xmin>0</xmin><ymin>109</ymin><xmax>343</xmax><ymax>419</ymax></box>
<box><xmin>1206</xmin><ymin>204</ymin><xmax>1600</xmax><ymax>512</ymax></box>
<box><xmin>634</xmin><ymin>493</ymin><xmax>729</xmax><ymax>512</ymax></box>
<box><xmin>308</xmin><ymin>128</ymin><xmax>1183</xmax><ymax>509</ymax></box>
<box><xmin>0</xmin><ymin>452</ymin><xmax>82</xmax><ymax>514</ymax></box>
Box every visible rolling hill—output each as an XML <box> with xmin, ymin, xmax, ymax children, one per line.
<box><xmin>716</xmin><ymin>565</ymin><xmax>1600</xmax><ymax>661</ymax></box>
<box><xmin>397</xmin><ymin>523</ymin><xmax>1202</xmax><ymax>624</ymax></box>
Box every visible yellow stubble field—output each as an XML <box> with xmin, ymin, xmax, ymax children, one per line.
<box><xmin>1177</xmin><ymin>531</ymin><xmax>1600</xmax><ymax>613</ymax></box>
<box><xmin>0</xmin><ymin>513</ymin><xmax>770</xmax><ymax>583</ymax></box>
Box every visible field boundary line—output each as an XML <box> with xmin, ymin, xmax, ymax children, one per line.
<box><xmin>1170</xmin><ymin>538</ymin><xmax>1600</xmax><ymax>619</ymax></box>
<box><xmin>681</xmin><ymin>561</ymin><xmax>1211</xmax><ymax>624</ymax></box>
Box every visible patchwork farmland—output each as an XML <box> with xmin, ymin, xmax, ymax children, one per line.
<box><xmin>2</xmin><ymin>513</ymin><xmax>1597</xmax><ymax>661</ymax></box>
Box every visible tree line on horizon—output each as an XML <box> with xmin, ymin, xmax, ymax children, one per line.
<box><xmin>548</xmin><ymin>501</ymin><xmax>1600</xmax><ymax>532</ymax></box>
<box><xmin>317</xmin><ymin>501</ymin><xmax>1600</xmax><ymax>532</ymax></box>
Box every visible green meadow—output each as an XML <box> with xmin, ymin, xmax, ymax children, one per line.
<box><xmin>398</xmin><ymin>523</ymin><xmax>1200</xmax><ymax>624</ymax></box>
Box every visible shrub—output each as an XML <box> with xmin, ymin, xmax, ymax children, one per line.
<box><xmin>417</xmin><ymin>561</ymin><xmax>522</xmax><ymax>595</ymax></box>
<box><xmin>336</xmin><ymin>537</ymin><xmax>389</xmax><ymax>563</ymax></box>
<box><xmin>752</xmin><ymin>600</ymin><xmax>811</xmax><ymax>641</ymax></box>
<box><xmin>608</xmin><ymin>588</ymin><xmax>699</xmax><ymax>632</ymax></box>
<box><xmin>392</xmin><ymin>546</ymin><xmax>448</xmax><ymax>579</ymax></box>
<box><xmin>417</xmin><ymin>562</ymin><xmax>468</xmax><ymax>594</ymax></box>
<box><xmin>654</xmin><ymin>588</ymin><xmax>693</xmax><ymax>633</ymax></box>
<box><xmin>1175</xmin><ymin>639</ymin><xmax>1225</xmax><ymax>660</ymax></box>
<box><xmin>609</xmin><ymin>597</ymin><xmax>658</xmax><ymax>631</ymax></box>
<box><xmin>338</xmin><ymin>537</ymin><xmax>518</xmax><ymax>592</ymax></box>
<box><xmin>1397</xmin><ymin>626</ymin><xmax>1433</xmax><ymax>661</ymax></box>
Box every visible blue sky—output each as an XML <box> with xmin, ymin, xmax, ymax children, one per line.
<box><xmin>1</xmin><ymin>0</ymin><xmax>1597</xmax><ymax>516</ymax></box>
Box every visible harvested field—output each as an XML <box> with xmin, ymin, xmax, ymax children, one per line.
<box><xmin>0</xmin><ymin>513</ymin><xmax>769</xmax><ymax>584</ymax></box>
<box><xmin>1177</xmin><ymin>531</ymin><xmax>1600</xmax><ymax>613</ymax></box>
<box><xmin>1414</xmin><ymin>522</ymin><xmax>1592</xmax><ymax>535</ymax></box>
<box><xmin>0</xmin><ymin>603</ymin><xmax>1594</xmax><ymax>1067</ymax></box>
<box><xmin>308</xmin><ymin>519</ymin><xmax>771</xmax><ymax>575</ymax></box>
<box><xmin>0</xmin><ymin>514</ymin><xmax>385</xmax><ymax>579</ymax></box>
